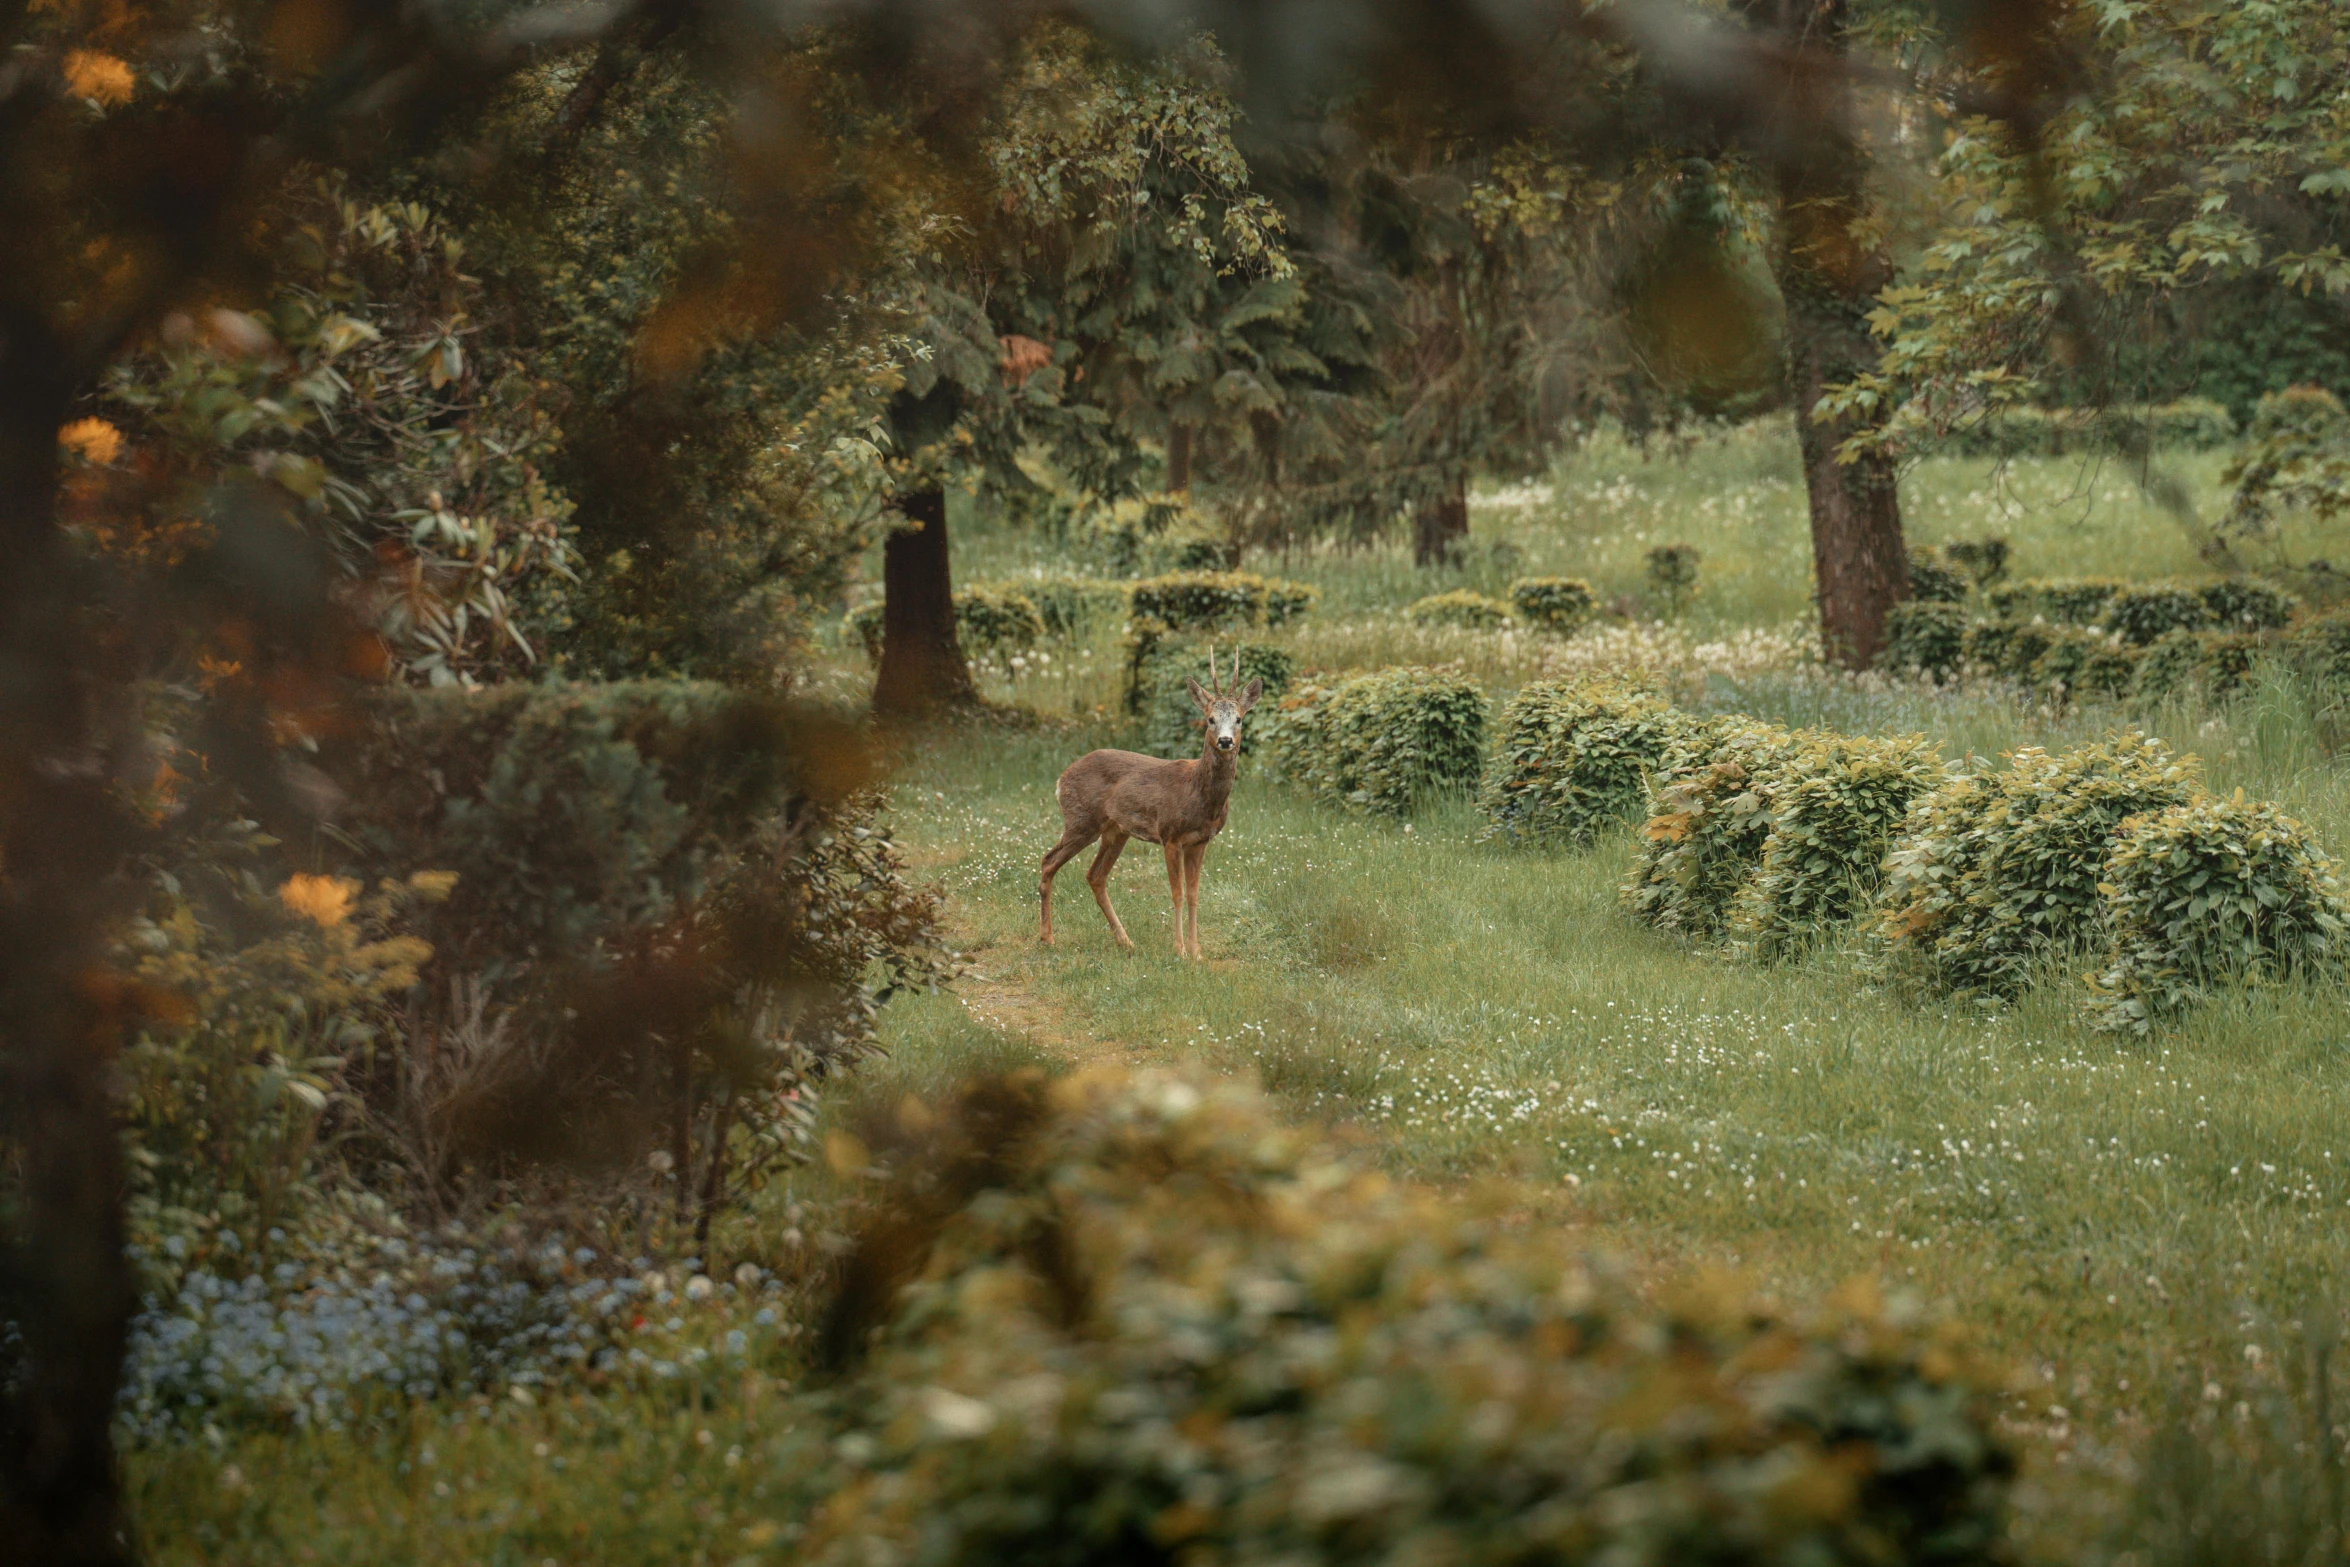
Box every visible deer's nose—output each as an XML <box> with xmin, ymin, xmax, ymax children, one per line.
<box><xmin>1216</xmin><ymin>735</ymin><xmax>1234</xmax><ymax>750</ymax></box>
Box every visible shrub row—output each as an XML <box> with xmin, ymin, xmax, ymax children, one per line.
<box><xmin>1984</xmin><ymin>576</ymin><xmax>2298</xmax><ymax>640</ymax></box>
<box><xmin>1127</xmin><ymin>569</ymin><xmax>1316</xmax><ymax>632</ymax></box>
<box><xmin>1405</xmin><ymin>588</ymin><xmax>1514</xmax><ymax>628</ymax></box>
<box><xmin>1509</xmin><ymin>575</ymin><xmax>1598</xmax><ymax>631</ymax></box>
<box><xmin>1480</xmin><ymin>679</ymin><xmax>1697</xmax><ymax>849</ymax></box>
<box><xmin>811</xmin><ymin>1068</ymin><xmax>2015</xmax><ymax>1567</ymax></box>
<box><xmin>1884</xmin><ymin>599</ymin><xmax>2300</xmax><ymax>703</ymax></box>
<box><xmin>1913</xmin><ymin>398</ymin><xmax>2237</xmax><ymax>457</ymax></box>
<box><xmin>848</xmin><ymin>586</ymin><xmax>1051</xmax><ymax>664</ymax></box>
<box><xmin>1606</xmin><ymin>695</ymin><xmax>2347</xmax><ymax>1025</ymax></box>
<box><xmin>1259</xmin><ymin>667</ymin><xmax>1488</xmax><ymax>816</ymax></box>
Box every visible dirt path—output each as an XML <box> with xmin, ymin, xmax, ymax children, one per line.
<box><xmin>943</xmin><ymin>894</ymin><xmax>1158</xmax><ymax>1072</ymax></box>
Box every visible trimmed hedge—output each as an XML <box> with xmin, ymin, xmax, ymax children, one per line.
<box><xmin>1405</xmin><ymin>588</ymin><xmax>1515</xmax><ymax>629</ymax></box>
<box><xmin>2134</xmin><ymin>629</ymin><xmax>2261</xmax><ymax>701</ymax></box>
<box><xmin>1882</xmin><ymin>600</ymin><xmax>1969</xmax><ymax>680</ymax></box>
<box><xmin>847</xmin><ymin>587</ymin><xmax>1046</xmax><ymax>664</ymax></box>
<box><xmin>1981</xmin><ymin>577</ymin><xmax>2297</xmax><ymax>643</ymax></box>
<box><xmin>1908</xmin><ymin>548</ymin><xmax>1972</xmax><ymax>604</ymax></box>
<box><xmin>1872</xmin><ymin>732</ymin><xmax>2202</xmax><ymax>1002</ymax></box>
<box><xmin>1730</xmin><ymin>733</ymin><xmax>1945</xmax><ymax>961</ymax></box>
<box><xmin>2087</xmin><ymin>797</ymin><xmax>2350</xmax><ymax>1032</ymax></box>
<box><xmin>1507</xmin><ymin>576</ymin><xmax>1598</xmax><ymax>632</ymax></box>
<box><xmin>1137</xmin><ymin>641</ymin><xmax>1294</xmax><ymax>760</ymax></box>
<box><xmin>2029</xmin><ymin>628</ymin><xmax>2142</xmax><ymax>700</ymax></box>
<box><xmin>1985</xmin><ymin>578</ymin><xmax>2126</xmax><ymax>626</ymax></box>
<box><xmin>1478</xmin><ymin>679</ymin><xmax>1697</xmax><ymax>848</ymax></box>
<box><xmin>1625</xmin><ymin>718</ymin><xmax>1805</xmax><ymax>938</ymax></box>
<box><xmin>1128</xmin><ymin>570</ymin><xmax>1317</xmax><ymax>633</ymax></box>
<box><xmin>1924</xmin><ymin>398</ymin><xmax>2237</xmax><ymax>457</ymax></box>
<box><xmin>1261</xmin><ymin>667</ymin><xmax>1488</xmax><ymax>817</ymax></box>
<box><xmin>995</xmin><ymin>575</ymin><xmax>1132</xmax><ymax>639</ymax></box>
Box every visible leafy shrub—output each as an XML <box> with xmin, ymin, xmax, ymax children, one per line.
<box><xmin>1908</xmin><ymin>548</ymin><xmax>1972</xmax><ymax>603</ymax></box>
<box><xmin>1882</xmin><ymin>600</ymin><xmax>1969</xmax><ymax>679</ymax></box>
<box><xmin>2134</xmin><ymin>629</ymin><xmax>2263</xmax><ymax>701</ymax></box>
<box><xmin>1645</xmin><ymin>542</ymin><xmax>1702</xmax><ymax>615</ymax></box>
<box><xmin>1138</xmin><ymin>641</ymin><xmax>1294</xmax><ymax>760</ymax></box>
<box><xmin>1128</xmin><ymin>570</ymin><xmax>1317</xmax><ymax>632</ymax></box>
<box><xmin>1986</xmin><ymin>578</ymin><xmax>2125</xmax><ymax>626</ymax></box>
<box><xmin>1872</xmin><ymin>733</ymin><xmax>2202</xmax><ymax>1002</ymax></box>
<box><xmin>2224</xmin><ymin>385</ymin><xmax>2350</xmax><ymax>536</ymax></box>
<box><xmin>2199</xmin><ymin>579</ymin><xmax>2299</xmax><ymax>632</ymax></box>
<box><xmin>2285</xmin><ymin>610</ymin><xmax>2350</xmax><ymax>685</ymax></box>
<box><xmin>2104</xmin><ymin>584</ymin><xmax>2211</xmax><ymax>645</ymax></box>
<box><xmin>808</xmin><ymin>1068</ymin><xmax>2016</xmax><ymax>1567</ymax></box>
<box><xmin>2086</xmin><ymin>797</ymin><xmax>2350</xmax><ymax>1032</ymax></box>
<box><xmin>1963</xmin><ymin>619</ymin><xmax>2059</xmax><ymax>680</ymax></box>
<box><xmin>1263</xmin><ymin>667</ymin><xmax>1488</xmax><ymax>816</ymax></box>
<box><xmin>1405</xmin><ymin>588</ymin><xmax>1514</xmax><ymax>628</ymax></box>
<box><xmin>321</xmin><ymin>681</ymin><xmax>945</xmax><ymax>1174</ymax></box>
<box><xmin>1507</xmin><ymin>575</ymin><xmax>1597</xmax><ymax>632</ymax></box>
<box><xmin>951</xmin><ymin>586</ymin><xmax>1048</xmax><ymax>658</ymax></box>
<box><xmin>1944</xmin><ymin>538</ymin><xmax>2010</xmax><ymax>586</ymax></box>
<box><xmin>1929</xmin><ymin>399</ymin><xmax>2237</xmax><ymax>457</ymax></box>
<box><xmin>1479</xmin><ymin>680</ymin><xmax>1697</xmax><ymax>848</ymax></box>
<box><xmin>2029</xmin><ymin>627</ymin><xmax>2143</xmax><ymax>700</ymax></box>
<box><xmin>1731</xmin><ymin>733</ymin><xmax>1945</xmax><ymax>961</ymax></box>
<box><xmin>847</xmin><ymin>588</ymin><xmax>1047</xmax><ymax>664</ymax></box>
<box><xmin>1625</xmin><ymin>718</ymin><xmax>1805</xmax><ymax>938</ymax></box>
<box><xmin>1003</xmin><ymin>575</ymin><xmax>1132</xmax><ymax>638</ymax></box>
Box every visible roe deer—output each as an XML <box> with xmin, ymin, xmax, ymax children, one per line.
<box><xmin>1039</xmin><ymin>648</ymin><xmax>1262</xmax><ymax>959</ymax></box>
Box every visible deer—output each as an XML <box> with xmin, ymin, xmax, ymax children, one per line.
<box><xmin>1039</xmin><ymin>648</ymin><xmax>1262</xmax><ymax>960</ymax></box>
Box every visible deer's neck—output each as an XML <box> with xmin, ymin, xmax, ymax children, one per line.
<box><xmin>1193</xmin><ymin>738</ymin><xmax>1238</xmax><ymax>809</ymax></box>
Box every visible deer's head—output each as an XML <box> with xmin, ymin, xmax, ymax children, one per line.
<box><xmin>1186</xmin><ymin>647</ymin><xmax>1262</xmax><ymax>756</ymax></box>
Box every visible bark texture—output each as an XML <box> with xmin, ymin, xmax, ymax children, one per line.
<box><xmin>1762</xmin><ymin>0</ymin><xmax>1908</xmax><ymax>668</ymax></box>
<box><xmin>871</xmin><ymin>487</ymin><xmax>977</xmax><ymax>715</ymax></box>
<box><xmin>0</xmin><ymin>310</ymin><xmax>137</xmax><ymax>1567</ymax></box>
<box><xmin>1166</xmin><ymin>423</ymin><xmax>1194</xmax><ymax>494</ymax></box>
<box><xmin>1412</xmin><ymin>475</ymin><xmax>1469</xmax><ymax>567</ymax></box>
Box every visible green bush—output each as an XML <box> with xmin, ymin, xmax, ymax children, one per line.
<box><xmin>1137</xmin><ymin>641</ymin><xmax>1294</xmax><ymax>760</ymax></box>
<box><xmin>845</xmin><ymin>588</ymin><xmax>1048</xmax><ymax>664</ymax></box>
<box><xmin>1930</xmin><ymin>399</ymin><xmax>2237</xmax><ymax>457</ymax></box>
<box><xmin>809</xmin><ymin>1069</ymin><xmax>2016</xmax><ymax>1567</ymax></box>
<box><xmin>2134</xmin><ymin>629</ymin><xmax>2263</xmax><ymax>701</ymax></box>
<box><xmin>322</xmin><ymin>681</ymin><xmax>945</xmax><ymax>1167</ymax></box>
<box><xmin>1882</xmin><ymin>600</ymin><xmax>1970</xmax><ymax>679</ymax></box>
<box><xmin>2029</xmin><ymin>628</ymin><xmax>2143</xmax><ymax>700</ymax></box>
<box><xmin>1730</xmin><ymin>733</ymin><xmax>1946</xmax><ymax>961</ymax></box>
<box><xmin>2104</xmin><ymin>584</ymin><xmax>2210</xmax><ymax>645</ymax></box>
<box><xmin>1986</xmin><ymin>578</ymin><xmax>2126</xmax><ymax>626</ymax></box>
<box><xmin>1128</xmin><ymin>570</ymin><xmax>1317</xmax><ymax>632</ymax></box>
<box><xmin>1908</xmin><ymin>549</ymin><xmax>1972</xmax><ymax>604</ymax></box>
<box><xmin>1645</xmin><ymin>542</ymin><xmax>1702</xmax><ymax>615</ymax></box>
<box><xmin>2284</xmin><ymin>609</ymin><xmax>2350</xmax><ymax>685</ymax></box>
<box><xmin>2199</xmin><ymin>579</ymin><xmax>2299</xmax><ymax>633</ymax></box>
<box><xmin>1478</xmin><ymin>680</ymin><xmax>1697</xmax><ymax>848</ymax></box>
<box><xmin>2087</xmin><ymin>797</ymin><xmax>2350</xmax><ymax>1033</ymax></box>
<box><xmin>1963</xmin><ymin>619</ymin><xmax>2059</xmax><ymax>680</ymax></box>
<box><xmin>1405</xmin><ymin>588</ymin><xmax>1515</xmax><ymax>629</ymax></box>
<box><xmin>1872</xmin><ymin>733</ymin><xmax>2202</xmax><ymax>1002</ymax></box>
<box><xmin>985</xmin><ymin>575</ymin><xmax>1131</xmax><ymax>639</ymax></box>
<box><xmin>1624</xmin><ymin>718</ymin><xmax>1805</xmax><ymax>938</ymax></box>
<box><xmin>1507</xmin><ymin>575</ymin><xmax>1598</xmax><ymax>632</ymax></box>
<box><xmin>1944</xmin><ymin>538</ymin><xmax>2011</xmax><ymax>586</ymax></box>
<box><xmin>1263</xmin><ymin>667</ymin><xmax>1488</xmax><ymax>816</ymax></box>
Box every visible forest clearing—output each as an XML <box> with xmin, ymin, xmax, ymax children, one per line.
<box><xmin>7</xmin><ymin>3</ymin><xmax>2350</xmax><ymax>1565</ymax></box>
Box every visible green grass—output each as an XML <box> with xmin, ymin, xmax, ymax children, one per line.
<box><xmin>131</xmin><ymin>420</ymin><xmax>2350</xmax><ymax>1562</ymax></box>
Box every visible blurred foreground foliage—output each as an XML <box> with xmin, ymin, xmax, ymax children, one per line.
<box><xmin>806</xmin><ymin>1067</ymin><xmax>2015</xmax><ymax>1567</ymax></box>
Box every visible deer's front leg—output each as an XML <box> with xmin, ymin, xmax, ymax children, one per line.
<box><xmin>1183</xmin><ymin>843</ymin><xmax>1206</xmax><ymax>960</ymax></box>
<box><xmin>1162</xmin><ymin>841</ymin><xmax>1190</xmax><ymax>958</ymax></box>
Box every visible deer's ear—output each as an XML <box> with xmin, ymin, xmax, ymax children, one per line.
<box><xmin>1237</xmin><ymin>677</ymin><xmax>1263</xmax><ymax>712</ymax></box>
<box><xmin>1185</xmin><ymin>676</ymin><xmax>1213</xmax><ymax>713</ymax></box>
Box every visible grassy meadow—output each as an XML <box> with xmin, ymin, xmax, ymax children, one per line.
<box><xmin>133</xmin><ymin>423</ymin><xmax>2350</xmax><ymax>1562</ymax></box>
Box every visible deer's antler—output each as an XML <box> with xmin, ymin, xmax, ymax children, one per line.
<box><xmin>1207</xmin><ymin>643</ymin><xmax>1222</xmax><ymax>697</ymax></box>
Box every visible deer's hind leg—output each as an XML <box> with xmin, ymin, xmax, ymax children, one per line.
<box><xmin>1039</xmin><ymin>822</ymin><xmax>1098</xmax><ymax>946</ymax></box>
<box><xmin>1086</xmin><ymin>828</ymin><xmax>1137</xmax><ymax>951</ymax></box>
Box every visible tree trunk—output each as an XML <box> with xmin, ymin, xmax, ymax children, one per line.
<box><xmin>1412</xmin><ymin>476</ymin><xmax>1469</xmax><ymax>567</ymax></box>
<box><xmin>0</xmin><ymin>311</ymin><xmax>137</xmax><ymax>1567</ymax></box>
<box><xmin>1166</xmin><ymin>423</ymin><xmax>1194</xmax><ymax>494</ymax></box>
<box><xmin>871</xmin><ymin>487</ymin><xmax>976</xmax><ymax>716</ymax></box>
<box><xmin>1762</xmin><ymin>0</ymin><xmax>1907</xmax><ymax>669</ymax></box>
